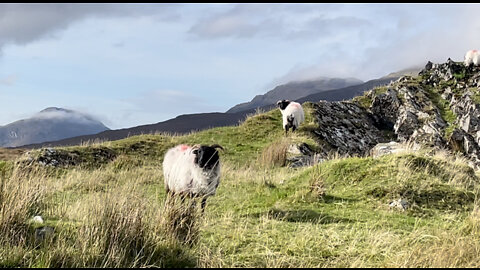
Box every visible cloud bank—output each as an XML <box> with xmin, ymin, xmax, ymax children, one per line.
<box><xmin>188</xmin><ymin>4</ymin><xmax>480</xmax><ymax>82</ymax></box>
<box><xmin>0</xmin><ymin>3</ymin><xmax>179</xmax><ymax>52</ymax></box>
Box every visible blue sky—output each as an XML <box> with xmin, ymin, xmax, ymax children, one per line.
<box><xmin>0</xmin><ymin>3</ymin><xmax>479</xmax><ymax>129</ymax></box>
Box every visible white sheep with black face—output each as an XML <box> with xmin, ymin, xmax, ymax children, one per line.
<box><xmin>163</xmin><ymin>144</ymin><xmax>223</xmax><ymax>211</ymax></box>
<box><xmin>464</xmin><ymin>49</ymin><xmax>480</xmax><ymax>67</ymax></box>
<box><xmin>276</xmin><ymin>99</ymin><xmax>305</xmax><ymax>136</ymax></box>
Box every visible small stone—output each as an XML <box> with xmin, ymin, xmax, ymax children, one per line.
<box><xmin>32</xmin><ymin>215</ymin><xmax>44</xmax><ymax>224</ymax></box>
<box><xmin>389</xmin><ymin>198</ymin><xmax>409</xmax><ymax>211</ymax></box>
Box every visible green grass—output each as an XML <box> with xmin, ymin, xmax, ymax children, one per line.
<box><xmin>402</xmin><ymin>75</ymin><xmax>458</xmax><ymax>139</ymax></box>
<box><xmin>470</xmin><ymin>87</ymin><xmax>480</xmax><ymax>105</ymax></box>
<box><xmin>194</xmin><ymin>150</ymin><xmax>480</xmax><ymax>267</ymax></box>
<box><xmin>353</xmin><ymin>86</ymin><xmax>389</xmax><ymax>109</ymax></box>
<box><xmin>2</xmin><ymin>103</ymin><xmax>480</xmax><ymax>267</ymax></box>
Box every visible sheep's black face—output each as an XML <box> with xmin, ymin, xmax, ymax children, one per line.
<box><xmin>277</xmin><ymin>99</ymin><xmax>291</xmax><ymax>110</ymax></box>
<box><xmin>193</xmin><ymin>146</ymin><xmax>220</xmax><ymax>170</ymax></box>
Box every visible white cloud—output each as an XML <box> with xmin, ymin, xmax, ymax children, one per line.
<box><xmin>31</xmin><ymin>107</ymin><xmax>104</xmax><ymax>126</ymax></box>
<box><xmin>0</xmin><ymin>3</ymin><xmax>180</xmax><ymax>51</ymax></box>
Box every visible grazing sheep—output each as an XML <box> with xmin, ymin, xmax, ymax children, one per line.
<box><xmin>464</xmin><ymin>49</ymin><xmax>479</xmax><ymax>67</ymax></box>
<box><xmin>474</xmin><ymin>51</ymin><xmax>480</xmax><ymax>66</ymax></box>
<box><xmin>163</xmin><ymin>144</ymin><xmax>223</xmax><ymax>211</ymax></box>
<box><xmin>276</xmin><ymin>99</ymin><xmax>305</xmax><ymax>136</ymax></box>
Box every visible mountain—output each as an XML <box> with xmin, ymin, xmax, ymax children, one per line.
<box><xmin>296</xmin><ymin>76</ymin><xmax>404</xmax><ymax>104</ymax></box>
<box><xmin>14</xmin><ymin>67</ymin><xmax>422</xmax><ymax>149</ymax></box>
<box><xmin>380</xmin><ymin>66</ymin><xmax>424</xmax><ymax>79</ymax></box>
<box><xmin>16</xmin><ymin>111</ymin><xmax>253</xmax><ymax>149</ymax></box>
<box><xmin>0</xmin><ymin>107</ymin><xmax>109</xmax><ymax>147</ymax></box>
<box><xmin>226</xmin><ymin>77</ymin><xmax>363</xmax><ymax>113</ymax></box>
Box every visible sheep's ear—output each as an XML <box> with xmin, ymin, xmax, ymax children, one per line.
<box><xmin>191</xmin><ymin>144</ymin><xmax>201</xmax><ymax>154</ymax></box>
<box><xmin>210</xmin><ymin>144</ymin><xmax>224</xmax><ymax>151</ymax></box>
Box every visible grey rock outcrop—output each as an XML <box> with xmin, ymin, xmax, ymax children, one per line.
<box><xmin>23</xmin><ymin>146</ymin><xmax>117</xmax><ymax>168</ymax></box>
<box><xmin>306</xmin><ymin>59</ymin><xmax>480</xmax><ymax>168</ymax></box>
<box><xmin>287</xmin><ymin>143</ymin><xmax>323</xmax><ymax>168</ymax></box>
<box><xmin>309</xmin><ymin>101</ymin><xmax>388</xmax><ymax>157</ymax></box>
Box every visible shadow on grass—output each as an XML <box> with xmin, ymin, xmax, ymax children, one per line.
<box><xmin>321</xmin><ymin>194</ymin><xmax>359</xmax><ymax>204</ymax></box>
<box><xmin>247</xmin><ymin>208</ymin><xmax>355</xmax><ymax>224</ymax></box>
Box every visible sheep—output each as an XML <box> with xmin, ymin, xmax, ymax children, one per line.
<box><xmin>276</xmin><ymin>99</ymin><xmax>305</xmax><ymax>136</ymax></box>
<box><xmin>464</xmin><ymin>49</ymin><xmax>480</xmax><ymax>67</ymax></box>
<box><xmin>475</xmin><ymin>51</ymin><xmax>480</xmax><ymax>66</ymax></box>
<box><xmin>163</xmin><ymin>143</ymin><xmax>223</xmax><ymax>211</ymax></box>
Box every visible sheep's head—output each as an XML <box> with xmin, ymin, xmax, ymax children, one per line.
<box><xmin>276</xmin><ymin>99</ymin><xmax>291</xmax><ymax>110</ymax></box>
<box><xmin>192</xmin><ymin>144</ymin><xmax>224</xmax><ymax>170</ymax></box>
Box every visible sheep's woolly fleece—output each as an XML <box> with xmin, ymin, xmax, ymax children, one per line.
<box><xmin>163</xmin><ymin>144</ymin><xmax>220</xmax><ymax>198</ymax></box>
<box><xmin>280</xmin><ymin>101</ymin><xmax>305</xmax><ymax>131</ymax></box>
<box><xmin>465</xmin><ymin>49</ymin><xmax>480</xmax><ymax>66</ymax></box>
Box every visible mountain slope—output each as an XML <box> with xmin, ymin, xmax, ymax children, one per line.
<box><xmin>0</xmin><ymin>107</ymin><xmax>109</xmax><ymax>147</ymax></box>
<box><xmin>17</xmin><ymin>111</ymin><xmax>253</xmax><ymax>149</ymax></box>
<box><xmin>227</xmin><ymin>77</ymin><xmax>363</xmax><ymax>113</ymax></box>
<box><xmin>296</xmin><ymin>76</ymin><xmax>400</xmax><ymax>104</ymax></box>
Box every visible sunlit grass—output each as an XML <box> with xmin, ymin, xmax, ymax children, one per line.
<box><xmin>2</xmin><ymin>104</ymin><xmax>480</xmax><ymax>267</ymax></box>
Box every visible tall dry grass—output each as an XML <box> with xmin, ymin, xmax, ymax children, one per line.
<box><xmin>0</xmin><ymin>163</ymin><xmax>46</xmax><ymax>247</ymax></box>
<box><xmin>3</xmin><ymin>140</ymin><xmax>480</xmax><ymax>267</ymax></box>
<box><xmin>162</xmin><ymin>194</ymin><xmax>203</xmax><ymax>246</ymax></box>
<box><xmin>0</xmin><ymin>162</ymin><xmax>200</xmax><ymax>267</ymax></box>
<box><xmin>257</xmin><ymin>137</ymin><xmax>291</xmax><ymax>168</ymax></box>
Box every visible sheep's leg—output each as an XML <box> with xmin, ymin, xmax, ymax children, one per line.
<box><xmin>163</xmin><ymin>189</ymin><xmax>174</xmax><ymax>211</ymax></box>
<box><xmin>292</xmin><ymin>125</ymin><xmax>297</xmax><ymax>132</ymax></box>
<box><xmin>201</xmin><ymin>197</ymin><xmax>208</xmax><ymax>213</ymax></box>
<box><xmin>179</xmin><ymin>193</ymin><xmax>188</xmax><ymax>206</ymax></box>
<box><xmin>284</xmin><ymin>125</ymin><xmax>289</xmax><ymax>137</ymax></box>
<box><xmin>187</xmin><ymin>193</ymin><xmax>197</xmax><ymax>210</ymax></box>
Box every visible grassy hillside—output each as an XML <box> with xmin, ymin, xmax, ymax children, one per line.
<box><xmin>1</xmin><ymin>103</ymin><xmax>480</xmax><ymax>267</ymax></box>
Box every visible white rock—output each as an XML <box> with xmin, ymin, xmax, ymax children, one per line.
<box><xmin>32</xmin><ymin>215</ymin><xmax>44</xmax><ymax>224</ymax></box>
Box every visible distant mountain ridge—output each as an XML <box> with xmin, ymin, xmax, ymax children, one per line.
<box><xmin>11</xmin><ymin>67</ymin><xmax>423</xmax><ymax>149</ymax></box>
<box><xmin>227</xmin><ymin>77</ymin><xmax>363</xmax><ymax>113</ymax></box>
<box><xmin>17</xmin><ymin>111</ymin><xmax>252</xmax><ymax>149</ymax></box>
<box><xmin>0</xmin><ymin>107</ymin><xmax>109</xmax><ymax>147</ymax></box>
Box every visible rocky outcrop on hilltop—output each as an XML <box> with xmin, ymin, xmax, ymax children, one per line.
<box><xmin>23</xmin><ymin>146</ymin><xmax>117</xmax><ymax>168</ymax></box>
<box><xmin>308</xmin><ymin>59</ymin><xmax>480</xmax><ymax>168</ymax></box>
<box><xmin>309</xmin><ymin>101</ymin><xmax>389</xmax><ymax>157</ymax></box>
